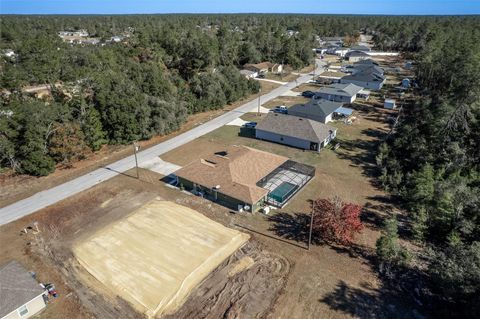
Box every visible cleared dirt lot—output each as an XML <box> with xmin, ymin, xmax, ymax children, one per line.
<box><xmin>74</xmin><ymin>200</ymin><xmax>249</xmax><ymax>318</ymax></box>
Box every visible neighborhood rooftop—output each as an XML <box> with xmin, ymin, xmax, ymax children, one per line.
<box><xmin>256</xmin><ymin>113</ymin><xmax>336</xmax><ymax>144</ymax></box>
<box><xmin>288</xmin><ymin>98</ymin><xmax>343</xmax><ymax>118</ymax></box>
<box><xmin>317</xmin><ymin>83</ymin><xmax>363</xmax><ymax>98</ymax></box>
<box><xmin>174</xmin><ymin>145</ymin><xmax>288</xmax><ymax>205</ymax></box>
<box><xmin>0</xmin><ymin>261</ymin><xmax>45</xmax><ymax>318</ymax></box>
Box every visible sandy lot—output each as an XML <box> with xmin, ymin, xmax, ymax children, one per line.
<box><xmin>73</xmin><ymin>200</ymin><xmax>249</xmax><ymax>318</ymax></box>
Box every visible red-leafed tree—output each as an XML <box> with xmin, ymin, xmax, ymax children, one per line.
<box><xmin>312</xmin><ymin>196</ymin><xmax>363</xmax><ymax>245</ymax></box>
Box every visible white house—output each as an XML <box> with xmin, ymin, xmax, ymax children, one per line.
<box><xmin>240</xmin><ymin>69</ymin><xmax>258</xmax><ymax>79</ymax></box>
<box><xmin>0</xmin><ymin>261</ymin><xmax>47</xmax><ymax>319</ymax></box>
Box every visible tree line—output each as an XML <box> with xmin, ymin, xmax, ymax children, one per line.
<box><xmin>375</xmin><ymin>17</ymin><xmax>480</xmax><ymax>318</ymax></box>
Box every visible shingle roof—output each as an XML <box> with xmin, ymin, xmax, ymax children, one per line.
<box><xmin>174</xmin><ymin>145</ymin><xmax>288</xmax><ymax>204</ymax></box>
<box><xmin>256</xmin><ymin>113</ymin><xmax>336</xmax><ymax>144</ymax></box>
<box><xmin>350</xmin><ymin>45</ymin><xmax>371</xmax><ymax>51</ymax></box>
<box><xmin>346</xmin><ymin>50</ymin><xmax>370</xmax><ymax>58</ymax></box>
<box><xmin>342</xmin><ymin>71</ymin><xmax>385</xmax><ymax>83</ymax></box>
<box><xmin>0</xmin><ymin>261</ymin><xmax>45</xmax><ymax>318</ymax></box>
<box><xmin>316</xmin><ymin>83</ymin><xmax>363</xmax><ymax>98</ymax></box>
<box><xmin>354</xmin><ymin>59</ymin><xmax>379</xmax><ymax>66</ymax></box>
<box><xmin>353</xmin><ymin>64</ymin><xmax>384</xmax><ymax>76</ymax></box>
<box><xmin>289</xmin><ymin>98</ymin><xmax>343</xmax><ymax>118</ymax></box>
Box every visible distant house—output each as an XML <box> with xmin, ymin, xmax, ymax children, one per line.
<box><xmin>354</xmin><ymin>59</ymin><xmax>379</xmax><ymax>66</ymax></box>
<box><xmin>340</xmin><ymin>70</ymin><xmax>386</xmax><ymax>90</ymax></box>
<box><xmin>244</xmin><ymin>62</ymin><xmax>283</xmax><ymax>74</ymax></box>
<box><xmin>288</xmin><ymin>98</ymin><xmax>344</xmax><ymax>123</ymax></box>
<box><xmin>0</xmin><ymin>261</ymin><xmax>47</xmax><ymax>319</ymax></box>
<box><xmin>240</xmin><ymin>69</ymin><xmax>258</xmax><ymax>79</ymax></box>
<box><xmin>315</xmin><ymin>83</ymin><xmax>363</xmax><ymax>103</ymax></box>
<box><xmin>3</xmin><ymin>49</ymin><xmax>16</xmax><ymax>58</ymax></box>
<box><xmin>384</xmin><ymin>99</ymin><xmax>397</xmax><ymax>109</ymax></box>
<box><xmin>255</xmin><ymin>113</ymin><xmax>337</xmax><ymax>152</ymax></box>
<box><xmin>350</xmin><ymin>45</ymin><xmax>371</xmax><ymax>52</ymax></box>
<box><xmin>334</xmin><ymin>48</ymin><xmax>349</xmax><ymax>57</ymax></box>
<box><xmin>345</xmin><ymin>50</ymin><xmax>370</xmax><ymax>62</ymax></box>
<box><xmin>353</xmin><ymin>63</ymin><xmax>384</xmax><ymax>77</ymax></box>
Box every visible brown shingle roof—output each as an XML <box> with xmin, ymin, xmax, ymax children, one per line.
<box><xmin>0</xmin><ymin>261</ymin><xmax>45</xmax><ymax>318</ymax></box>
<box><xmin>174</xmin><ymin>146</ymin><xmax>288</xmax><ymax>204</ymax></box>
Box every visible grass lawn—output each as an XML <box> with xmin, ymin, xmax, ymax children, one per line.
<box><xmin>292</xmin><ymin>83</ymin><xmax>323</xmax><ymax>93</ymax></box>
<box><xmin>265</xmin><ymin>72</ymin><xmax>299</xmax><ymax>82</ymax></box>
<box><xmin>261</xmin><ymin>96</ymin><xmax>310</xmax><ymax>109</ymax></box>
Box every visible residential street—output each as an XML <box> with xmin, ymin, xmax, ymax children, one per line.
<box><xmin>0</xmin><ymin>61</ymin><xmax>325</xmax><ymax>226</ymax></box>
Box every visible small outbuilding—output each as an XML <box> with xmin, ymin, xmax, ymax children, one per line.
<box><xmin>384</xmin><ymin>99</ymin><xmax>397</xmax><ymax>109</ymax></box>
<box><xmin>0</xmin><ymin>261</ymin><xmax>47</xmax><ymax>319</ymax></box>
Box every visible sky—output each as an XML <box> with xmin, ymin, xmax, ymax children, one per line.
<box><xmin>1</xmin><ymin>0</ymin><xmax>479</xmax><ymax>15</ymax></box>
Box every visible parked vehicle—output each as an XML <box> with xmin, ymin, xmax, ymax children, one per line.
<box><xmin>301</xmin><ymin>91</ymin><xmax>315</xmax><ymax>98</ymax></box>
<box><xmin>244</xmin><ymin>121</ymin><xmax>257</xmax><ymax>128</ymax></box>
<box><xmin>257</xmin><ymin>73</ymin><xmax>266</xmax><ymax>78</ymax></box>
<box><xmin>272</xmin><ymin>105</ymin><xmax>288</xmax><ymax>114</ymax></box>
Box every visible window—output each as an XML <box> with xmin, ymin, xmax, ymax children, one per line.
<box><xmin>18</xmin><ymin>305</ymin><xmax>29</xmax><ymax>316</ymax></box>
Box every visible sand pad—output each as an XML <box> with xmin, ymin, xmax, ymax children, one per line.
<box><xmin>73</xmin><ymin>200</ymin><xmax>249</xmax><ymax>318</ymax></box>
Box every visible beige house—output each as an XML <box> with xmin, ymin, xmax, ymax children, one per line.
<box><xmin>244</xmin><ymin>62</ymin><xmax>283</xmax><ymax>74</ymax></box>
<box><xmin>0</xmin><ymin>261</ymin><xmax>47</xmax><ymax>319</ymax></box>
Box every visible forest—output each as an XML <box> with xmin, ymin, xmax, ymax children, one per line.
<box><xmin>1</xmin><ymin>14</ymin><xmax>479</xmax><ymax>317</ymax></box>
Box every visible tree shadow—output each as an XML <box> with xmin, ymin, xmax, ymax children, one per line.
<box><xmin>320</xmin><ymin>280</ymin><xmax>393</xmax><ymax>319</ymax></box>
<box><xmin>267</xmin><ymin>212</ymin><xmax>320</xmax><ymax>245</ymax></box>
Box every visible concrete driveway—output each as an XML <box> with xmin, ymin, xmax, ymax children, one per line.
<box><xmin>0</xmin><ymin>60</ymin><xmax>326</xmax><ymax>226</ymax></box>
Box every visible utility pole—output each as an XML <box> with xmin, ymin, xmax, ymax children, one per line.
<box><xmin>308</xmin><ymin>200</ymin><xmax>315</xmax><ymax>251</ymax></box>
<box><xmin>257</xmin><ymin>88</ymin><xmax>262</xmax><ymax>116</ymax></box>
<box><xmin>312</xmin><ymin>57</ymin><xmax>316</xmax><ymax>81</ymax></box>
<box><xmin>133</xmin><ymin>141</ymin><xmax>140</xmax><ymax>179</ymax></box>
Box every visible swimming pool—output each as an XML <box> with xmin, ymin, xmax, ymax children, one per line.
<box><xmin>268</xmin><ymin>182</ymin><xmax>299</xmax><ymax>203</ymax></box>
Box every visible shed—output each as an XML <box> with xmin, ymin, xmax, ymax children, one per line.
<box><xmin>0</xmin><ymin>261</ymin><xmax>46</xmax><ymax>319</ymax></box>
<box><xmin>384</xmin><ymin>99</ymin><xmax>396</xmax><ymax>109</ymax></box>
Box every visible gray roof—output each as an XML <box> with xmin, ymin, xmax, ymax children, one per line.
<box><xmin>240</xmin><ymin>69</ymin><xmax>256</xmax><ymax>75</ymax></box>
<box><xmin>256</xmin><ymin>113</ymin><xmax>336</xmax><ymax>143</ymax></box>
<box><xmin>0</xmin><ymin>261</ymin><xmax>45</xmax><ymax>317</ymax></box>
<box><xmin>316</xmin><ymin>83</ymin><xmax>363</xmax><ymax>98</ymax></box>
<box><xmin>346</xmin><ymin>50</ymin><xmax>369</xmax><ymax>58</ymax></box>
<box><xmin>354</xmin><ymin>59</ymin><xmax>378</xmax><ymax>66</ymax></box>
<box><xmin>350</xmin><ymin>45</ymin><xmax>371</xmax><ymax>51</ymax></box>
<box><xmin>353</xmin><ymin>64</ymin><xmax>384</xmax><ymax>76</ymax></box>
<box><xmin>342</xmin><ymin>71</ymin><xmax>385</xmax><ymax>83</ymax></box>
<box><xmin>289</xmin><ymin>99</ymin><xmax>343</xmax><ymax>118</ymax></box>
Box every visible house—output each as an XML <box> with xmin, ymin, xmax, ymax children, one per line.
<box><xmin>350</xmin><ymin>45</ymin><xmax>371</xmax><ymax>52</ymax></box>
<box><xmin>334</xmin><ymin>48</ymin><xmax>349</xmax><ymax>57</ymax></box>
<box><xmin>244</xmin><ymin>62</ymin><xmax>283</xmax><ymax>74</ymax></box>
<box><xmin>354</xmin><ymin>59</ymin><xmax>379</xmax><ymax>66</ymax></box>
<box><xmin>0</xmin><ymin>261</ymin><xmax>47</xmax><ymax>319</ymax></box>
<box><xmin>240</xmin><ymin>69</ymin><xmax>258</xmax><ymax>79</ymax></box>
<box><xmin>315</xmin><ymin>83</ymin><xmax>363</xmax><ymax>103</ymax></box>
<box><xmin>255</xmin><ymin>113</ymin><xmax>337</xmax><ymax>152</ymax></box>
<box><xmin>384</xmin><ymin>99</ymin><xmax>396</xmax><ymax>109</ymax></box>
<box><xmin>288</xmin><ymin>98</ymin><xmax>344</xmax><ymax>123</ymax></box>
<box><xmin>345</xmin><ymin>50</ymin><xmax>370</xmax><ymax>62</ymax></box>
<box><xmin>174</xmin><ymin>145</ymin><xmax>314</xmax><ymax>211</ymax></box>
<box><xmin>340</xmin><ymin>70</ymin><xmax>386</xmax><ymax>90</ymax></box>
<box><xmin>3</xmin><ymin>49</ymin><xmax>16</xmax><ymax>59</ymax></box>
<box><xmin>353</xmin><ymin>64</ymin><xmax>384</xmax><ymax>77</ymax></box>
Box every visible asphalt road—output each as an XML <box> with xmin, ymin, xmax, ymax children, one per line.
<box><xmin>0</xmin><ymin>61</ymin><xmax>325</xmax><ymax>226</ymax></box>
